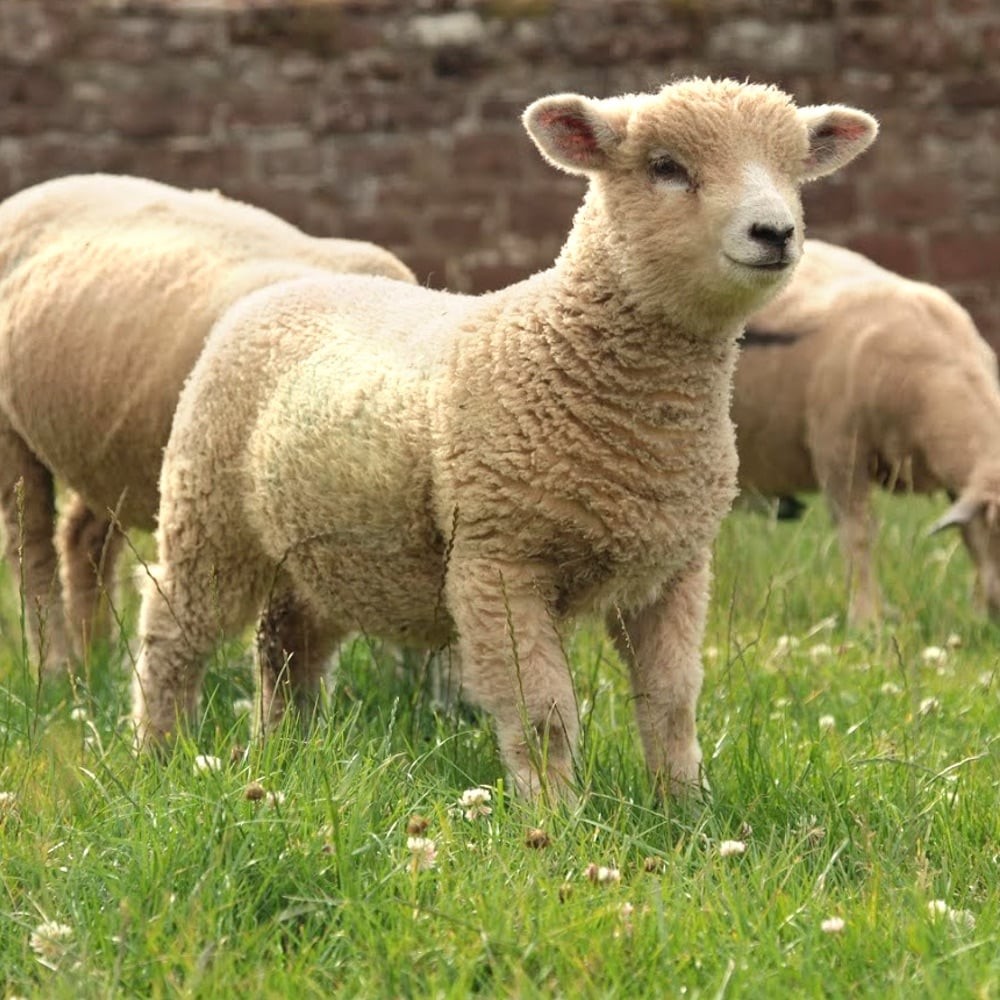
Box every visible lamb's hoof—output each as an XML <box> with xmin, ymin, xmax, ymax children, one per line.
<box><xmin>510</xmin><ymin>762</ymin><xmax>578</xmax><ymax>807</ymax></box>
<box><xmin>130</xmin><ymin>718</ymin><xmax>176</xmax><ymax>758</ymax></box>
<box><xmin>657</xmin><ymin>747</ymin><xmax>709</xmax><ymax>802</ymax></box>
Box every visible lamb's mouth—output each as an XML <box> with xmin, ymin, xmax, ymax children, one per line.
<box><xmin>726</xmin><ymin>254</ymin><xmax>793</xmax><ymax>272</ymax></box>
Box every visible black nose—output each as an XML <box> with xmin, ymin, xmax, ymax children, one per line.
<box><xmin>750</xmin><ymin>222</ymin><xmax>794</xmax><ymax>250</ymax></box>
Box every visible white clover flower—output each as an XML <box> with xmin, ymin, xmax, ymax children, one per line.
<box><xmin>946</xmin><ymin>633</ymin><xmax>962</xmax><ymax>649</ymax></box>
<box><xmin>921</xmin><ymin>646</ymin><xmax>947</xmax><ymax>665</ymax></box>
<box><xmin>0</xmin><ymin>790</ymin><xmax>17</xmax><ymax>820</ymax></box>
<box><xmin>818</xmin><ymin>714</ymin><xmax>836</xmax><ymax>732</ymax></box>
<box><xmin>948</xmin><ymin>908</ymin><xmax>976</xmax><ymax>931</ymax></box>
<box><xmin>615</xmin><ymin>901</ymin><xmax>636</xmax><ymax>939</ymax></box>
<box><xmin>584</xmin><ymin>863</ymin><xmax>621</xmax><ymax>884</ymax></box>
<box><xmin>919</xmin><ymin>697</ymin><xmax>940</xmax><ymax>716</ymax></box>
<box><xmin>718</xmin><ymin>840</ymin><xmax>746</xmax><ymax>858</ymax></box>
<box><xmin>266</xmin><ymin>790</ymin><xmax>286</xmax><ymax>808</ymax></box>
<box><xmin>407</xmin><ymin>836</ymin><xmax>437</xmax><ymax>871</ymax></box>
<box><xmin>821</xmin><ymin>916</ymin><xmax>845</xmax><ymax>934</ymax></box>
<box><xmin>774</xmin><ymin>635</ymin><xmax>800</xmax><ymax>655</ymax></box>
<box><xmin>193</xmin><ymin>754</ymin><xmax>222</xmax><ymax>775</ymax></box>
<box><xmin>70</xmin><ymin>706</ymin><xmax>88</xmax><ymax>722</ymax></box>
<box><xmin>459</xmin><ymin>786</ymin><xmax>492</xmax><ymax>821</ymax></box>
<box><xmin>232</xmin><ymin>698</ymin><xmax>255</xmax><ymax>716</ymax></box>
<box><xmin>927</xmin><ymin>899</ymin><xmax>976</xmax><ymax>930</ymax></box>
<box><xmin>29</xmin><ymin>920</ymin><xmax>73</xmax><ymax>967</ymax></box>
<box><xmin>880</xmin><ymin>681</ymin><xmax>902</xmax><ymax>696</ymax></box>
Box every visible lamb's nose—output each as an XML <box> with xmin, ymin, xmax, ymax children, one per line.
<box><xmin>749</xmin><ymin>222</ymin><xmax>794</xmax><ymax>250</ymax></box>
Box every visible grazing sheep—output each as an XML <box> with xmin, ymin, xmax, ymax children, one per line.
<box><xmin>0</xmin><ymin>173</ymin><xmax>416</xmax><ymax>670</ymax></box>
<box><xmin>733</xmin><ymin>238</ymin><xmax>999</xmax><ymax>625</ymax></box>
<box><xmin>133</xmin><ymin>79</ymin><xmax>877</xmax><ymax>797</ymax></box>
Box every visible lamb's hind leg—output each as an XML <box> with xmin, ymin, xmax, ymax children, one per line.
<box><xmin>446</xmin><ymin>555</ymin><xmax>578</xmax><ymax>800</ymax></box>
<box><xmin>56</xmin><ymin>492</ymin><xmax>125</xmax><ymax>656</ymax></box>
<box><xmin>256</xmin><ymin>587</ymin><xmax>341</xmax><ymax>735</ymax></box>
<box><xmin>0</xmin><ymin>426</ymin><xmax>71</xmax><ymax>672</ymax></box>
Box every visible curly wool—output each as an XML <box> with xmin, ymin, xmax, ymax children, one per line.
<box><xmin>135</xmin><ymin>79</ymin><xmax>877</xmax><ymax>798</ymax></box>
<box><xmin>0</xmin><ymin>173</ymin><xmax>415</xmax><ymax>668</ymax></box>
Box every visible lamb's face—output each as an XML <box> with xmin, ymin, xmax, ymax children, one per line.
<box><xmin>524</xmin><ymin>79</ymin><xmax>878</xmax><ymax>328</ymax></box>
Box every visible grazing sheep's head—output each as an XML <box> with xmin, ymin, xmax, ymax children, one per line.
<box><xmin>523</xmin><ymin>78</ymin><xmax>878</xmax><ymax>330</ymax></box>
<box><xmin>930</xmin><ymin>490</ymin><xmax>1000</xmax><ymax>619</ymax></box>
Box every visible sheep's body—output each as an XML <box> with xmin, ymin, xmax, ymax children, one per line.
<box><xmin>135</xmin><ymin>79</ymin><xmax>876</xmax><ymax>797</ymax></box>
<box><xmin>734</xmin><ymin>238</ymin><xmax>1000</xmax><ymax>624</ymax></box>
<box><xmin>0</xmin><ymin>173</ymin><xmax>415</xmax><ymax>667</ymax></box>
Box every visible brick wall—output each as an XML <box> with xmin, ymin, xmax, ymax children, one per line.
<box><xmin>2</xmin><ymin>0</ymin><xmax>998</xmax><ymax>344</ymax></box>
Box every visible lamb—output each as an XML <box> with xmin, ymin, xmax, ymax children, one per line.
<box><xmin>0</xmin><ymin>173</ymin><xmax>416</xmax><ymax>670</ymax></box>
<box><xmin>133</xmin><ymin>78</ymin><xmax>877</xmax><ymax>797</ymax></box>
<box><xmin>733</xmin><ymin>238</ymin><xmax>1000</xmax><ymax>625</ymax></box>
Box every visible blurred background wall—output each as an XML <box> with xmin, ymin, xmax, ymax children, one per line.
<box><xmin>1</xmin><ymin>0</ymin><xmax>998</xmax><ymax>345</ymax></box>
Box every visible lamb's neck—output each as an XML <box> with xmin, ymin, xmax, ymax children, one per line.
<box><xmin>516</xmin><ymin>226</ymin><xmax>740</xmax><ymax>417</ymax></box>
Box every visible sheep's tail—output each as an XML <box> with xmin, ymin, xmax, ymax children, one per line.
<box><xmin>740</xmin><ymin>326</ymin><xmax>800</xmax><ymax>349</ymax></box>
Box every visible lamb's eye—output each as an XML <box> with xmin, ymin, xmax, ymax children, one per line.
<box><xmin>649</xmin><ymin>155</ymin><xmax>690</xmax><ymax>187</ymax></box>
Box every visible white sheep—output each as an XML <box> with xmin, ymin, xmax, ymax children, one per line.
<box><xmin>733</xmin><ymin>238</ymin><xmax>999</xmax><ymax>625</ymax></box>
<box><xmin>133</xmin><ymin>78</ymin><xmax>876</xmax><ymax>797</ymax></box>
<box><xmin>0</xmin><ymin>173</ymin><xmax>416</xmax><ymax>670</ymax></box>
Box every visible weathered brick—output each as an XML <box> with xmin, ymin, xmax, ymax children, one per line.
<box><xmin>0</xmin><ymin>0</ymin><xmax>995</xmax><ymax>350</ymax></box>
<box><xmin>945</xmin><ymin>75</ymin><xmax>1000</xmax><ymax>109</ymax></box>
<box><xmin>929</xmin><ymin>232</ymin><xmax>1000</xmax><ymax>283</ymax></box>
<box><xmin>869</xmin><ymin>177</ymin><xmax>957</xmax><ymax>225</ymax></box>
<box><xmin>466</xmin><ymin>261</ymin><xmax>535</xmax><ymax>295</ymax></box>
<box><xmin>847</xmin><ymin>232</ymin><xmax>923</xmax><ymax>278</ymax></box>
<box><xmin>801</xmin><ymin>182</ymin><xmax>860</xmax><ymax>229</ymax></box>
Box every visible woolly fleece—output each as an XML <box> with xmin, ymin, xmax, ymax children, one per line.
<box><xmin>734</xmin><ymin>238</ymin><xmax>1000</xmax><ymax>624</ymax></box>
<box><xmin>0</xmin><ymin>173</ymin><xmax>416</xmax><ymax>668</ymax></box>
<box><xmin>134</xmin><ymin>79</ymin><xmax>877</xmax><ymax>797</ymax></box>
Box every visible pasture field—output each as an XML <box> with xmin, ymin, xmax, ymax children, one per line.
<box><xmin>0</xmin><ymin>494</ymin><xmax>998</xmax><ymax>998</ymax></box>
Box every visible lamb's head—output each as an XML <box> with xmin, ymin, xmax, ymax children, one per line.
<box><xmin>524</xmin><ymin>78</ymin><xmax>877</xmax><ymax>332</ymax></box>
<box><xmin>930</xmin><ymin>478</ymin><xmax>1000</xmax><ymax>619</ymax></box>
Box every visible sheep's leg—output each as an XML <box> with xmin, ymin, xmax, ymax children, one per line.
<box><xmin>0</xmin><ymin>427</ymin><xmax>71</xmax><ymax>672</ymax></box>
<box><xmin>446</xmin><ymin>556</ymin><xmax>577</xmax><ymax>800</ymax></box>
<box><xmin>56</xmin><ymin>492</ymin><xmax>125</xmax><ymax>655</ymax></box>
<box><xmin>608</xmin><ymin>559</ymin><xmax>710</xmax><ymax>797</ymax></box>
<box><xmin>132</xmin><ymin>531</ymin><xmax>261</xmax><ymax>749</ymax></box>
<box><xmin>834</xmin><ymin>499</ymin><xmax>879</xmax><ymax>626</ymax></box>
<box><xmin>255</xmin><ymin>588</ymin><xmax>340</xmax><ymax>734</ymax></box>
<box><xmin>817</xmin><ymin>456</ymin><xmax>879</xmax><ymax>626</ymax></box>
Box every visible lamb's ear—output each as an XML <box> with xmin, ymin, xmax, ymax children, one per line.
<box><xmin>798</xmin><ymin>105</ymin><xmax>879</xmax><ymax>181</ymax></box>
<box><xmin>928</xmin><ymin>495</ymin><xmax>983</xmax><ymax>535</ymax></box>
<box><xmin>523</xmin><ymin>94</ymin><xmax>626</xmax><ymax>176</ymax></box>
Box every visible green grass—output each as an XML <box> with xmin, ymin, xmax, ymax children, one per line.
<box><xmin>1</xmin><ymin>494</ymin><xmax>998</xmax><ymax>997</ymax></box>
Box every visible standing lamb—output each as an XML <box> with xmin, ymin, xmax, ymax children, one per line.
<box><xmin>0</xmin><ymin>173</ymin><xmax>416</xmax><ymax>671</ymax></box>
<box><xmin>733</xmin><ymin>238</ymin><xmax>1000</xmax><ymax>625</ymax></box>
<box><xmin>133</xmin><ymin>79</ymin><xmax>877</xmax><ymax>797</ymax></box>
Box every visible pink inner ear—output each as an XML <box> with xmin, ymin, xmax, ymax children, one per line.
<box><xmin>814</xmin><ymin>119</ymin><xmax>869</xmax><ymax>141</ymax></box>
<box><xmin>539</xmin><ymin>109</ymin><xmax>600</xmax><ymax>156</ymax></box>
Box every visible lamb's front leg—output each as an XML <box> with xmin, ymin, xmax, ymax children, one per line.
<box><xmin>446</xmin><ymin>555</ymin><xmax>578</xmax><ymax>800</ymax></box>
<box><xmin>608</xmin><ymin>558</ymin><xmax>711</xmax><ymax>797</ymax></box>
